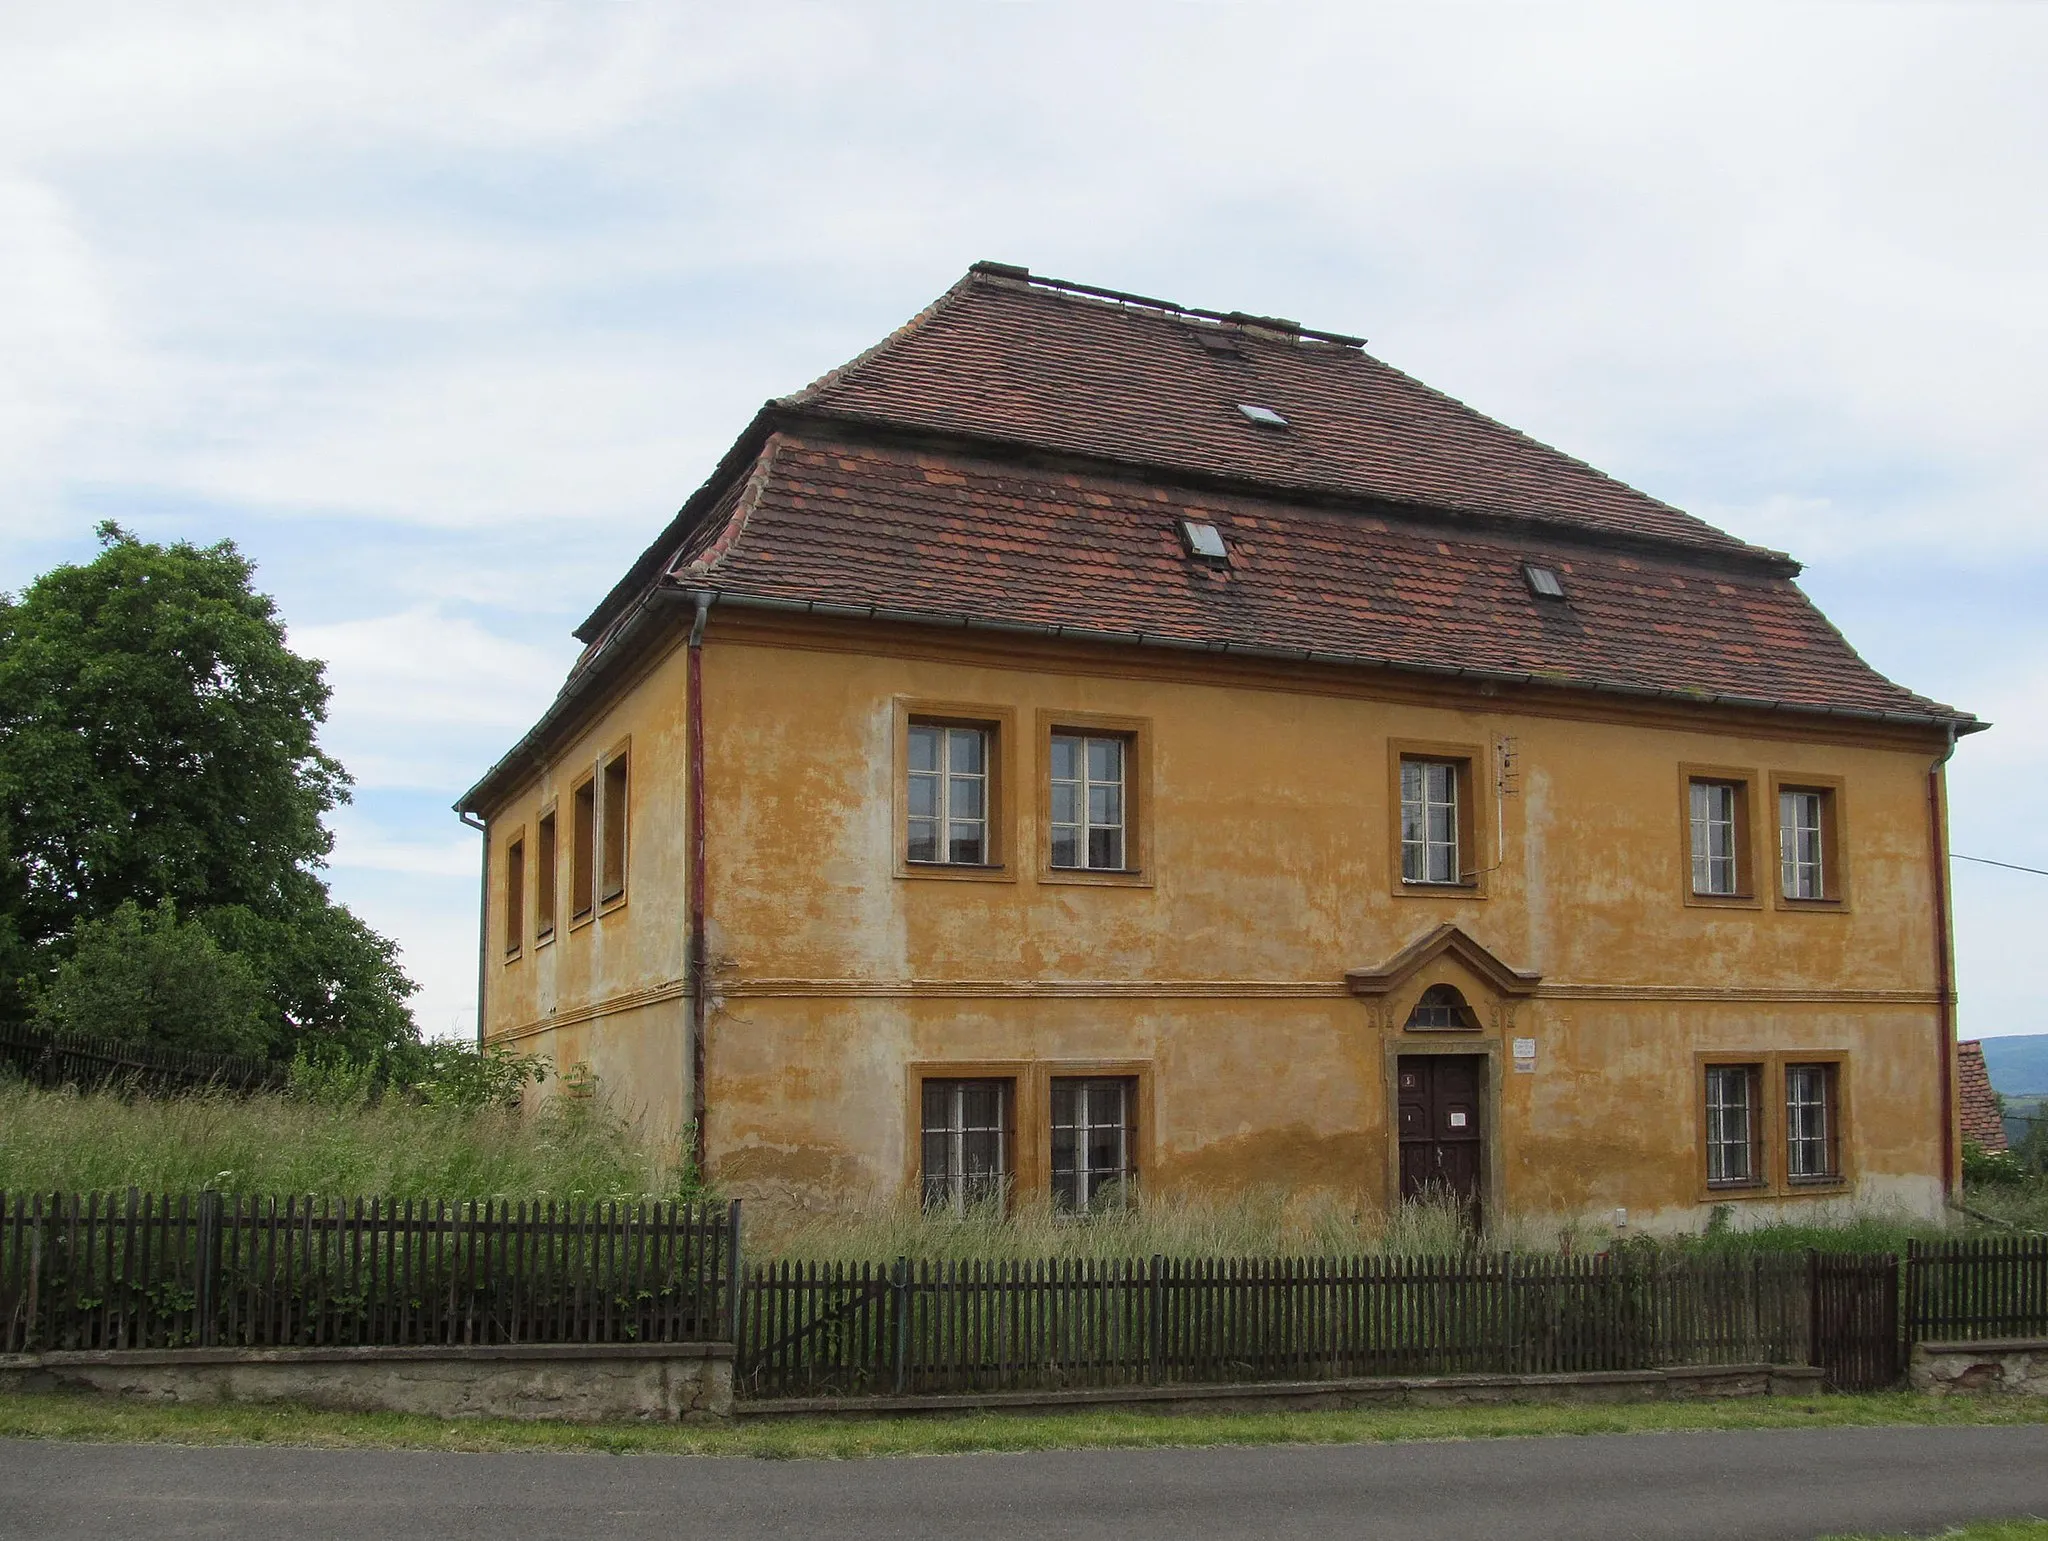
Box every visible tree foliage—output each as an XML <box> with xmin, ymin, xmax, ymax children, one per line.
<box><xmin>0</xmin><ymin>524</ymin><xmax>416</xmax><ymax>1057</ymax></box>
<box><xmin>33</xmin><ymin>900</ymin><xmax>273</xmax><ymax>1057</ymax></box>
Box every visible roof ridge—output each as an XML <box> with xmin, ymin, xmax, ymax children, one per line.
<box><xmin>779</xmin><ymin>273</ymin><xmax>975</xmax><ymax>407</ymax></box>
<box><xmin>680</xmin><ymin>435</ymin><xmax>782</xmax><ymax>577</ymax></box>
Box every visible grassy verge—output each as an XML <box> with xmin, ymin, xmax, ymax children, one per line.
<box><xmin>1823</xmin><ymin>1525</ymin><xmax>2048</xmax><ymax>1541</ymax></box>
<box><xmin>2</xmin><ymin>1391</ymin><xmax>2045</xmax><ymax>1460</ymax></box>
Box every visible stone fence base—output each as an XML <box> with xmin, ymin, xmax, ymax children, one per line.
<box><xmin>0</xmin><ymin>1341</ymin><xmax>734</xmax><ymax>1423</ymax></box>
<box><xmin>1910</xmin><ymin>1339</ymin><xmax>2048</xmax><ymax>1397</ymax></box>
<box><xmin>738</xmin><ymin>1363</ymin><xmax>1824</xmax><ymax>1421</ymax></box>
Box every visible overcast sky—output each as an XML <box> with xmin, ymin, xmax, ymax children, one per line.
<box><xmin>2</xmin><ymin>4</ymin><xmax>2042</xmax><ymax>1042</ymax></box>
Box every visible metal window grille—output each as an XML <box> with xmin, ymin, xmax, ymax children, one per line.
<box><xmin>920</xmin><ymin>1079</ymin><xmax>1009</xmax><ymax>1214</ymax></box>
<box><xmin>1690</xmin><ymin>780</ymin><xmax>1739</xmax><ymax>895</ymax></box>
<box><xmin>908</xmin><ymin>724</ymin><xmax>990</xmax><ymax>865</ymax></box>
<box><xmin>1780</xmin><ymin>789</ymin><xmax>1826</xmax><ymax>899</ymax></box>
<box><xmin>1705</xmin><ymin>1065</ymin><xmax>1758</xmax><ymax>1184</ymax></box>
<box><xmin>1786</xmin><ymin>1064</ymin><xmax>1837</xmax><ymax>1181</ymax></box>
<box><xmin>1400</xmin><ymin>759</ymin><xmax>1460</xmax><ymax>884</ymax></box>
<box><xmin>1405</xmin><ymin>984</ymin><xmax>1476</xmax><ymax>1030</ymax></box>
<box><xmin>1050</xmin><ymin>733</ymin><xmax>1126</xmax><ymax>870</ymax></box>
<box><xmin>1051</xmin><ymin>1077</ymin><xmax>1136</xmax><ymax>1212</ymax></box>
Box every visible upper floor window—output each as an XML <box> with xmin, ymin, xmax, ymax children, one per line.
<box><xmin>599</xmin><ymin>747</ymin><xmax>629</xmax><ymax>908</ymax></box>
<box><xmin>1689</xmin><ymin>779</ymin><xmax>1745</xmax><ymax>896</ymax></box>
<box><xmin>908</xmin><ymin>722</ymin><xmax>991</xmax><ymax>865</ymax></box>
<box><xmin>1050</xmin><ymin>733</ymin><xmax>1127</xmax><ymax>871</ymax></box>
<box><xmin>570</xmin><ymin>775</ymin><xmax>596</xmax><ymax>922</ymax></box>
<box><xmin>1400</xmin><ymin>758</ymin><xmax>1463</xmax><ymax>885</ymax></box>
<box><xmin>503</xmin><ymin>833</ymin><xmax>525</xmax><ymax>960</ymax></box>
<box><xmin>1779</xmin><ymin>786</ymin><xmax>1833</xmax><ymax>901</ymax></box>
<box><xmin>534</xmin><ymin>807</ymin><xmax>557</xmax><ymax>944</ymax></box>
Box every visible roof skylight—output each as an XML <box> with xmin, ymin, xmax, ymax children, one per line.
<box><xmin>1523</xmin><ymin>564</ymin><xmax>1566</xmax><ymax>600</ymax></box>
<box><xmin>1237</xmin><ymin>403</ymin><xmax>1289</xmax><ymax>429</ymax></box>
<box><xmin>1180</xmin><ymin>519</ymin><xmax>1229</xmax><ymax>563</ymax></box>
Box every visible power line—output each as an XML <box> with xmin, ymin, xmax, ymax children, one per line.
<box><xmin>1953</xmin><ymin>854</ymin><xmax>2048</xmax><ymax>878</ymax></box>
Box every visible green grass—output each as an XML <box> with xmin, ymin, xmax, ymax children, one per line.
<box><xmin>1</xmin><ymin>1390</ymin><xmax>2044</xmax><ymax>1459</ymax></box>
<box><xmin>1821</xmin><ymin>1525</ymin><xmax>2048</xmax><ymax>1541</ymax></box>
<box><xmin>0</xmin><ymin>1079</ymin><xmax>690</xmax><ymax>1203</ymax></box>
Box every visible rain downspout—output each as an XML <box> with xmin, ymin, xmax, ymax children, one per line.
<box><xmin>1929</xmin><ymin>721</ymin><xmax>1959</xmax><ymax>1199</ymax></box>
<box><xmin>461</xmin><ymin>810</ymin><xmax>489</xmax><ymax>1046</ymax></box>
<box><xmin>686</xmin><ymin>591</ymin><xmax>714</xmax><ymax>1178</ymax></box>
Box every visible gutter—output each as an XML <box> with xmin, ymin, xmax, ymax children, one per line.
<box><xmin>686</xmin><ymin>591</ymin><xmax>714</xmax><ymax>1177</ymax></box>
<box><xmin>1930</xmin><ymin>721</ymin><xmax>1961</xmax><ymax>1198</ymax></box>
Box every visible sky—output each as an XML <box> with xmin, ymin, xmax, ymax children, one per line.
<box><xmin>1</xmin><ymin>4</ymin><xmax>2042</xmax><ymax>1042</ymax></box>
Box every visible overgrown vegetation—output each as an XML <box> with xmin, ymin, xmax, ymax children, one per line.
<box><xmin>0</xmin><ymin>1074</ymin><xmax>697</xmax><ymax>1203</ymax></box>
<box><xmin>1</xmin><ymin>1389</ymin><xmax>2045</xmax><ymax>1460</ymax></box>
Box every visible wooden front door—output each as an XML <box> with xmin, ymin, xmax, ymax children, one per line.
<box><xmin>1397</xmin><ymin>1055</ymin><xmax>1484</xmax><ymax>1213</ymax></box>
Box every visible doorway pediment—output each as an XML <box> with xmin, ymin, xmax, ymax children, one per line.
<box><xmin>1345</xmin><ymin>924</ymin><xmax>1541</xmax><ymax>1001</ymax></box>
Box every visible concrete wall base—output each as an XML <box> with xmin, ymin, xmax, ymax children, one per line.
<box><xmin>1910</xmin><ymin>1339</ymin><xmax>2048</xmax><ymax>1397</ymax></box>
<box><xmin>0</xmin><ymin>1342</ymin><xmax>734</xmax><ymax>1424</ymax></box>
<box><xmin>737</xmin><ymin>1363</ymin><xmax>1824</xmax><ymax>1420</ymax></box>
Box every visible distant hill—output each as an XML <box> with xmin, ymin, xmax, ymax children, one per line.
<box><xmin>1980</xmin><ymin>1034</ymin><xmax>2048</xmax><ymax>1097</ymax></box>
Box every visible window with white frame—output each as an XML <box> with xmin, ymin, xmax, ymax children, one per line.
<box><xmin>1051</xmin><ymin>1077</ymin><xmax>1136</xmax><ymax>1212</ymax></box>
<box><xmin>1779</xmin><ymin>788</ymin><xmax>1828</xmax><ymax>900</ymax></box>
<box><xmin>1705</xmin><ymin>1064</ymin><xmax>1761</xmax><ymax>1186</ymax></box>
<box><xmin>1400</xmin><ymin>759</ymin><xmax>1461</xmax><ymax>885</ymax></box>
<box><xmin>1785</xmin><ymin>1063</ymin><xmax>1839</xmax><ymax>1182</ymax></box>
<box><xmin>920</xmin><ymin>1079</ymin><xmax>1009</xmax><ymax>1214</ymax></box>
<box><xmin>908</xmin><ymin>723</ymin><xmax>991</xmax><ymax>865</ymax></box>
<box><xmin>1690</xmin><ymin>780</ymin><xmax>1742</xmax><ymax>896</ymax></box>
<box><xmin>1050</xmin><ymin>733</ymin><xmax>1126</xmax><ymax>870</ymax></box>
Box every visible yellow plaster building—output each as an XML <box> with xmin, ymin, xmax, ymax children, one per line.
<box><xmin>459</xmin><ymin>264</ymin><xmax>1981</xmax><ymax>1232</ymax></box>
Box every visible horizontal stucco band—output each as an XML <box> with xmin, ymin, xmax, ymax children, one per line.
<box><xmin>716</xmin><ymin>978</ymin><xmax>1943</xmax><ymax>1005</ymax></box>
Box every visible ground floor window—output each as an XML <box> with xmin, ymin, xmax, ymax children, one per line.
<box><xmin>1705</xmin><ymin>1064</ymin><xmax>1761</xmax><ymax>1186</ymax></box>
<box><xmin>1052</xmin><ymin>1076</ymin><xmax>1137</xmax><ymax>1212</ymax></box>
<box><xmin>1785</xmin><ymin>1063</ymin><xmax>1840</xmax><ymax>1182</ymax></box>
<box><xmin>921</xmin><ymin>1078</ymin><xmax>1010</xmax><ymax>1214</ymax></box>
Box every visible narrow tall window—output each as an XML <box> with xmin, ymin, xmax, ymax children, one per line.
<box><xmin>571</xmin><ymin>777</ymin><xmax>596</xmax><ymax>921</ymax></box>
<box><xmin>1705</xmin><ymin>1065</ymin><xmax>1760</xmax><ymax>1186</ymax></box>
<box><xmin>600</xmin><ymin>750</ymin><xmax>629</xmax><ymax>906</ymax></box>
<box><xmin>503</xmin><ymin>835</ymin><xmax>525</xmax><ymax>958</ymax></box>
<box><xmin>1786</xmin><ymin>1064</ymin><xmax>1839</xmax><ymax>1182</ymax></box>
<box><xmin>1780</xmin><ymin>789</ymin><xmax>1828</xmax><ymax>900</ymax></box>
<box><xmin>1400</xmin><ymin>759</ymin><xmax>1461</xmax><ymax>885</ymax></box>
<box><xmin>920</xmin><ymin>1079</ymin><xmax>1009</xmax><ymax>1214</ymax></box>
<box><xmin>534</xmin><ymin>809</ymin><xmax>557</xmax><ymax>943</ymax></box>
<box><xmin>1050</xmin><ymin>733</ymin><xmax>1126</xmax><ymax>870</ymax></box>
<box><xmin>1690</xmin><ymin>780</ymin><xmax>1741</xmax><ymax>895</ymax></box>
<box><xmin>1052</xmin><ymin>1077</ymin><xmax>1137</xmax><ymax>1212</ymax></box>
<box><xmin>907</xmin><ymin>723</ymin><xmax>990</xmax><ymax>865</ymax></box>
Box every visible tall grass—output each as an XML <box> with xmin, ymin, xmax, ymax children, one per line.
<box><xmin>0</xmin><ymin>1078</ymin><xmax>693</xmax><ymax>1203</ymax></box>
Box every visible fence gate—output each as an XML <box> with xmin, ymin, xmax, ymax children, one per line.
<box><xmin>1808</xmin><ymin>1252</ymin><xmax>1899</xmax><ymax>1391</ymax></box>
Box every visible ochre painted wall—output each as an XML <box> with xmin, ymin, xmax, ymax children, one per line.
<box><xmin>479</xmin><ymin>611</ymin><xmax>1956</xmax><ymax>1230</ymax></box>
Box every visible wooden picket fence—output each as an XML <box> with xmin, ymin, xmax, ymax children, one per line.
<box><xmin>1907</xmin><ymin>1237</ymin><xmax>2048</xmax><ymax>1344</ymax></box>
<box><xmin>0</xmin><ymin>1190</ymin><xmax>740</xmax><ymax>1353</ymax></box>
<box><xmin>0</xmin><ymin>1026</ymin><xmax>284</xmax><ymax>1096</ymax></box>
<box><xmin>735</xmin><ymin>1252</ymin><xmax>1816</xmax><ymax>1399</ymax></box>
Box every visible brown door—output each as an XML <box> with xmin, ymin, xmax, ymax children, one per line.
<box><xmin>1397</xmin><ymin>1055</ymin><xmax>1484</xmax><ymax>1215</ymax></box>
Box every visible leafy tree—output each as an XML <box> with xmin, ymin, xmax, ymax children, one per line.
<box><xmin>33</xmin><ymin>899</ymin><xmax>272</xmax><ymax>1057</ymax></box>
<box><xmin>0</xmin><ymin>524</ymin><xmax>416</xmax><ymax>1056</ymax></box>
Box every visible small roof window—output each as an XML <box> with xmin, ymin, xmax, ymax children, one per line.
<box><xmin>1523</xmin><ymin>563</ymin><xmax>1566</xmax><ymax>600</ymax></box>
<box><xmin>1179</xmin><ymin>518</ymin><xmax>1229</xmax><ymax>563</ymax></box>
<box><xmin>1237</xmin><ymin>403</ymin><xmax>1289</xmax><ymax>430</ymax></box>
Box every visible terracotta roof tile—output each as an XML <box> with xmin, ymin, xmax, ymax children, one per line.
<box><xmin>1959</xmin><ymin>1040</ymin><xmax>2009</xmax><ymax>1153</ymax></box>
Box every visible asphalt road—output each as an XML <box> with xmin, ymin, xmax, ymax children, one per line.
<box><xmin>5</xmin><ymin>1426</ymin><xmax>2047</xmax><ymax>1541</ymax></box>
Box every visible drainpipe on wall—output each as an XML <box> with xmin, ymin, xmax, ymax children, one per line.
<box><xmin>1929</xmin><ymin>721</ymin><xmax>1959</xmax><ymax>1199</ymax></box>
<box><xmin>460</xmin><ymin>810</ymin><xmax>489</xmax><ymax>1046</ymax></box>
<box><xmin>685</xmin><ymin>590</ymin><xmax>715</xmax><ymax>1178</ymax></box>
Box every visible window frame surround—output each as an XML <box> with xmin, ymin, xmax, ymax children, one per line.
<box><xmin>568</xmin><ymin>770</ymin><xmax>598</xmax><ymax>932</ymax></box>
<box><xmin>902</xmin><ymin>1058</ymin><xmax>1153</xmax><ymax>1210</ymax></box>
<box><xmin>1036</xmin><ymin>708</ymin><xmax>1154</xmax><ymax>888</ymax></box>
<box><xmin>501</xmin><ymin>824</ymin><xmax>526</xmax><ymax>963</ymax></box>
<box><xmin>893</xmin><ymin>699</ymin><xmax>1018</xmax><ymax>883</ymax></box>
<box><xmin>596</xmin><ymin>737</ymin><xmax>631</xmax><ymax>916</ymax></box>
<box><xmin>1387</xmin><ymin>739</ymin><xmax>1489</xmax><ymax>899</ymax></box>
<box><xmin>1678</xmin><ymin>764</ymin><xmax>1761</xmax><ymax>909</ymax></box>
<box><xmin>533</xmin><ymin>802</ymin><xmax>559</xmax><ymax>948</ymax></box>
<box><xmin>1769</xmin><ymin>771</ymin><xmax>1850</xmax><ymax>911</ymax></box>
<box><xmin>1694</xmin><ymin>1049</ymin><xmax>1853</xmax><ymax>1201</ymax></box>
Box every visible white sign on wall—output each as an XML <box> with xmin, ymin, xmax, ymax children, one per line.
<box><xmin>1512</xmin><ymin>1037</ymin><xmax>1537</xmax><ymax>1074</ymax></box>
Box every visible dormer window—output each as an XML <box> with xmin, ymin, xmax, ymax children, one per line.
<box><xmin>1237</xmin><ymin>403</ymin><xmax>1289</xmax><ymax>429</ymax></box>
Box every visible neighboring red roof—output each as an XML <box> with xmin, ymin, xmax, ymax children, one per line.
<box><xmin>668</xmin><ymin>432</ymin><xmax>1960</xmax><ymax>723</ymax></box>
<box><xmin>1959</xmin><ymin>1040</ymin><xmax>2009</xmax><ymax>1153</ymax></box>
<box><xmin>783</xmin><ymin>266</ymin><xmax>1762</xmax><ymax>560</ymax></box>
